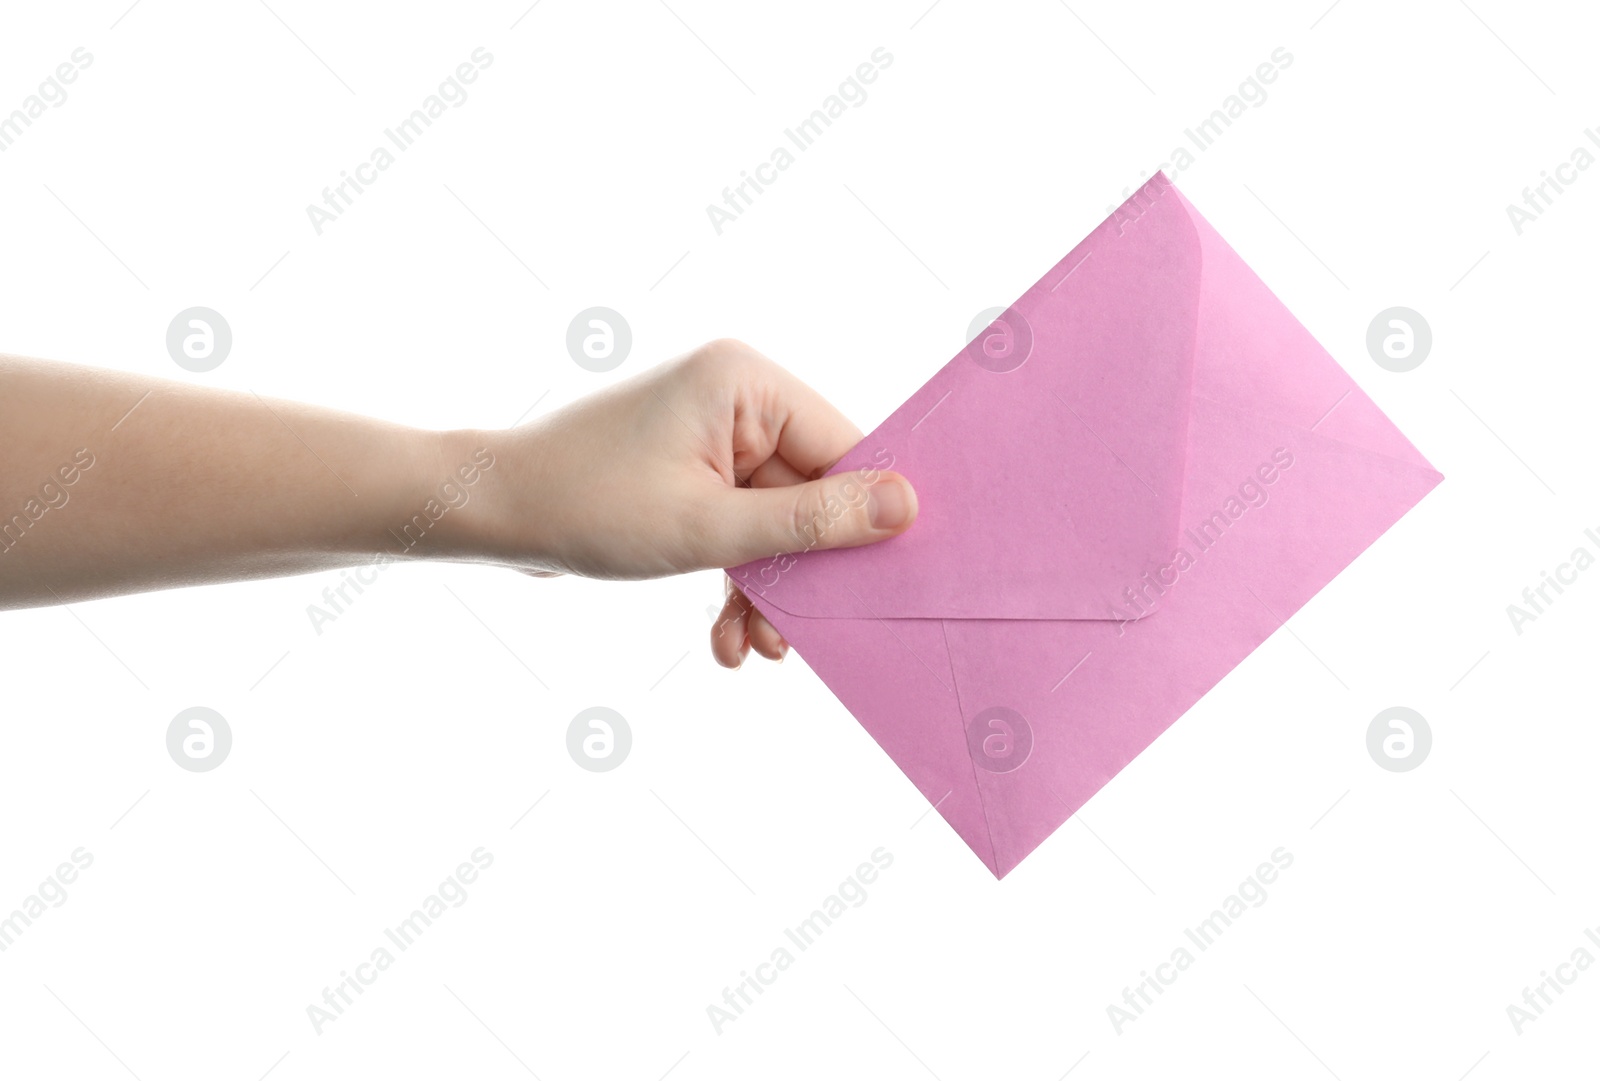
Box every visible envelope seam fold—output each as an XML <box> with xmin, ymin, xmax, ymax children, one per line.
<box><xmin>1190</xmin><ymin>391</ymin><xmax>1443</xmax><ymax>477</ymax></box>
<box><xmin>941</xmin><ymin>618</ymin><xmax>1000</xmax><ymax>877</ymax></box>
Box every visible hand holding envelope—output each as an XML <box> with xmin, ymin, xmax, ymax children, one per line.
<box><xmin>730</xmin><ymin>174</ymin><xmax>1442</xmax><ymax>878</ymax></box>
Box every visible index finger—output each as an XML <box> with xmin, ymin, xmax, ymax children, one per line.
<box><xmin>763</xmin><ymin>361</ymin><xmax>865</xmax><ymax>481</ymax></box>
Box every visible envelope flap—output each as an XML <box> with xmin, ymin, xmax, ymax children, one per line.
<box><xmin>1172</xmin><ymin>183</ymin><xmax>1439</xmax><ymax>472</ymax></box>
<box><xmin>731</xmin><ymin>175</ymin><xmax>1203</xmax><ymax>620</ymax></box>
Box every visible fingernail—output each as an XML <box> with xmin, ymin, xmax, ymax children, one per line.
<box><xmin>777</xmin><ymin>640</ymin><xmax>789</xmax><ymax>663</ymax></box>
<box><xmin>867</xmin><ymin>478</ymin><xmax>913</xmax><ymax>530</ymax></box>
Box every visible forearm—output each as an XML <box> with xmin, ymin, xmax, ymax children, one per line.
<box><xmin>0</xmin><ymin>355</ymin><xmax>474</xmax><ymax>610</ymax></box>
<box><xmin>0</xmin><ymin>340</ymin><xmax>917</xmax><ymax>664</ymax></box>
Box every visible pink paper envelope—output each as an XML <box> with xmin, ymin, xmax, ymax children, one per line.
<box><xmin>729</xmin><ymin>174</ymin><xmax>1442</xmax><ymax>878</ymax></box>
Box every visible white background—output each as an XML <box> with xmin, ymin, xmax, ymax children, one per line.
<box><xmin>1</xmin><ymin>0</ymin><xmax>1596</xmax><ymax>1077</ymax></box>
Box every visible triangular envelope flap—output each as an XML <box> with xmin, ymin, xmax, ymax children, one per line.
<box><xmin>1171</xmin><ymin>185</ymin><xmax>1438</xmax><ymax>472</ymax></box>
<box><xmin>730</xmin><ymin>175</ymin><xmax>1202</xmax><ymax>620</ymax></box>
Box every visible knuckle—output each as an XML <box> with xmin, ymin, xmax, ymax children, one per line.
<box><xmin>788</xmin><ymin>480</ymin><xmax>862</xmax><ymax>551</ymax></box>
<box><xmin>787</xmin><ymin>485</ymin><xmax>826</xmax><ymax>548</ymax></box>
<box><xmin>687</xmin><ymin>338</ymin><xmax>753</xmax><ymax>379</ymax></box>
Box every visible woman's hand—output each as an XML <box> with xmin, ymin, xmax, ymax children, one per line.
<box><xmin>446</xmin><ymin>339</ymin><xmax>918</xmax><ymax>667</ymax></box>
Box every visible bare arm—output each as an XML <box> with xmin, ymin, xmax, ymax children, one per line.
<box><xmin>0</xmin><ymin>341</ymin><xmax>918</xmax><ymax>665</ymax></box>
<box><xmin>0</xmin><ymin>352</ymin><xmax>447</xmax><ymax>607</ymax></box>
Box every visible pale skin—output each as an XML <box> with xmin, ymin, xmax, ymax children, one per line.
<box><xmin>0</xmin><ymin>339</ymin><xmax>918</xmax><ymax>666</ymax></box>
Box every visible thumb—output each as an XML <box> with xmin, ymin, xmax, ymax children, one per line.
<box><xmin>711</xmin><ymin>470</ymin><xmax>918</xmax><ymax>568</ymax></box>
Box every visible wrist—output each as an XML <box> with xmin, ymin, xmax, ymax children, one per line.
<box><xmin>384</xmin><ymin>427</ymin><xmax>512</xmax><ymax>564</ymax></box>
